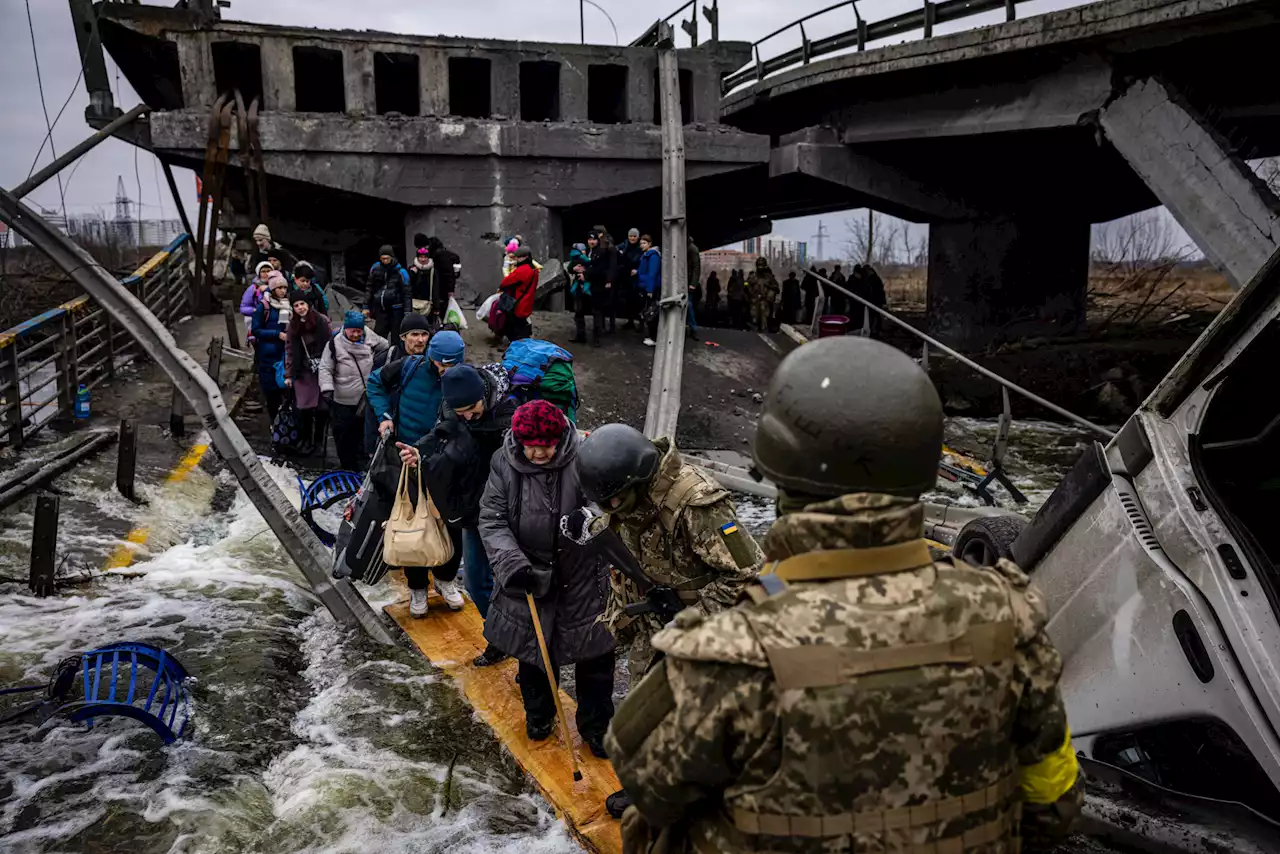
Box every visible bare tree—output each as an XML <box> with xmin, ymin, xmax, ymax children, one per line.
<box><xmin>843</xmin><ymin>210</ymin><xmax>901</xmax><ymax>266</ymax></box>
<box><xmin>1090</xmin><ymin>210</ymin><xmax>1199</xmax><ymax>329</ymax></box>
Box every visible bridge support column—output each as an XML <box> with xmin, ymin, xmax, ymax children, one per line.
<box><xmin>926</xmin><ymin>217</ymin><xmax>1088</xmax><ymax>349</ymax></box>
<box><xmin>1100</xmin><ymin>77</ymin><xmax>1280</xmax><ymax>288</ymax></box>
<box><xmin>405</xmin><ymin>205</ymin><xmax>564</xmax><ymax>306</ymax></box>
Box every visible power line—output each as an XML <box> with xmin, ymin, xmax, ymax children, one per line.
<box><xmin>25</xmin><ymin>30</ymin><xmax>99</xmax><ymax>181</ymax></box>
<box><xmin>24</xmin><ymin>0</ymin><xmax>68</xmax><ymax>220</ymax></box>
<box><xmin>151</xmin><ymin>155</ymin><xmax>166</xmax><ymax>221</ymax></box>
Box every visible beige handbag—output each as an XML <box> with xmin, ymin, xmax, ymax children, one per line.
<box><xmin>382</xmin><ymin>463</ymin><xmax>454</xmax><ymax>568</ymax></box>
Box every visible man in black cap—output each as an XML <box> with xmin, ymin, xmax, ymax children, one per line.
<box><xmin>366</xmin><ymin>245</ymin><xmax>411</xmax><ymax>339</ymax></box>
<box><xmin>398</xmin><ymin>362</ymin><xmax>517</xmax><ymax>661</ymax></box>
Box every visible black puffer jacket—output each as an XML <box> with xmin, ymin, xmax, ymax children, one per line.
<box><xmin>585</xmin><ymin>242</ymin><xmax>619</xmax><ymax>307</ymax></box>
<box><xmin>479</xmin><ymin>428</ymin><xmax>615</xmax><ymax>670</ymax></box>
<box><xmin>416</xmin><ymin>364</ymin><xmax>515</xmax><ymax>527</ymax></box>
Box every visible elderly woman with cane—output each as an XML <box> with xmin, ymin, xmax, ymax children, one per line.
<box><xmin>478</xmin><ymin>400</ymin><xmax>615</xmax><ymax>759</ymax></box>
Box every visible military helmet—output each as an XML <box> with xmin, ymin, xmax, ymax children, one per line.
<box><xmin>577</xmin><ymin>423</ymin><xmax>661</xmax><ymax>504</ymax></box>
<box><xmin>753</xmin><ymin>337</ymin><xmax>943</xmax><ymax>498</ymax></box>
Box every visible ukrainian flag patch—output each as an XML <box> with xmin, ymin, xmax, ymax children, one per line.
<box><xmin>720</xmin><ymin>522</ymin><xmax>739</xmax><ymax>535</ymax></box>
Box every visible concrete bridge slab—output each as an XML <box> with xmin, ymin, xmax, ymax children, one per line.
<box><xmin>1100</xmin><ymin>77</ymin><xmax>1280</xmax><ymax>288</ymax></box>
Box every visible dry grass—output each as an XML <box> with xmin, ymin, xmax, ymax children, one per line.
<box><xmin>880</xmin><ymin>264</ymin><xmax>1234</xmax><ymax>330</ymax></box>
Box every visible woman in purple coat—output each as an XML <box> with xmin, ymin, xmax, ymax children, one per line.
<box><xmin>283</xmin><ymin>289</ymin><xmax>331</xmax><ymax>456</ymax></box>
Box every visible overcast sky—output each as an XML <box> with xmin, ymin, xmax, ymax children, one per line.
<box><xmin>4</xmin><ymin>0</ymin><xmax>1186</xmax><ymax>256</ymax></box>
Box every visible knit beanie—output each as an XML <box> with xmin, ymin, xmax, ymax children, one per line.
<box><xmin>426</xmin><ymin>329</ymin><xmax>465</xmax><ymax>364</ymax></box>
<box><xmin>288</xmin><ymin>288</ymin><xmax>310</xmax><ymax>307</ymax></box>
<box><xmin>400</xmin><ymin>313</ymin><xmax>431</xmax><ymax>335</ymax></box>
<box><xmin>511</xmin><ymin>400</ymin><xmax>566</xmax><ymax>447</ymax></box>
<box><xmin>266</xmin><ymin>271</ymin><xmax>289</xmax><ymax>291</ymax></box>
<box><xmin>343</xmin><ymin>310</ymin><xmax>365</xmax><ymax>330</ymax></box>
<box><xmin>255</xmin><ymin>261</ymin><xmax>274</xmax><ymax>277</ymax></box>
<box><xmin>506</xmin><ymin>239</ymin><xmax>519</xmax><ymax>254</ymax></box>
<box><xmin>378</xmin><ymin>244</ymin><xmax>396</xmax><ymax>260</ymax></box>
<box><xmin>253</xmin><ymin>223</ymin><xmax>271</xmax><ymax>240</ymax></box>
<box><xmin>441</xmin><ymin>364</ymin><xmax>486</xmax><ymax>409</ymax></box>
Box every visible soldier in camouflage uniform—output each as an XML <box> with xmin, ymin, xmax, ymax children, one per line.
<box><xmin>573</xmin><ymin>423</ymin><xmax>764</xmax><ymax>680</ymax></box>
<box><xmin>605</xmin><ymin>337</ymin><xmax>1083</xmax><ymax>854</ymax></box>
<box><xmin>746</xmin><ymin>257</ymin><xmax>780</xmax><ymax>332</ymax></box>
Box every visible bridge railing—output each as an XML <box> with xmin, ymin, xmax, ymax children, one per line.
<box><xmin>632</xmin><ymin>0</ymin><xmax>719</xmax><ymax>47</ymax></box>
<box><xmin>0</xmin><ymin>234</ymin><xmax>193</xmax><ymax>448</ymax></box>
<box><xmin>721</xmin><ymin>0</ymin><xmax>1048</xmax><ymax>95</ymax></box>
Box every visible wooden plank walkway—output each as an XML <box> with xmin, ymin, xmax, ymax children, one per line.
<box><xmin>385</xmin><ymin>578</ymin><xmax>623</xmax><ymax>854</ymax></box>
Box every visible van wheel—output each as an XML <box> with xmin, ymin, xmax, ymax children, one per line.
<box><xmin>953</xmin><ymin>515</ymin><xmax>1027</xmax><ymax>568</ymax></box>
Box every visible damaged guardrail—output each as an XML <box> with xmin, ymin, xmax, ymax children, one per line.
<box><xmin>803</xmin><ymin>270</ymin><xmax>1116</xmax><ymax>441</ymax></box>
<box><xmin>0</xmin><ymin>235</ymin><xmax>192</xmax><ymax>449</ymax></box>
<box><xmin>0</xmin><ymin>186</ymin><xmax>395</xmax><ymax>645</ymax></box>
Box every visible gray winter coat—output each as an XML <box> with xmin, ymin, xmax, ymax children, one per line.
<box><xmin>318</xmin><ymin>328</ymin><xmax>389</xmax><ymax>406</ymax></box>
<box><xmin>479</xmin><ymin>428</ymin><xmax>615</xmax><ymax>671</ymax></box>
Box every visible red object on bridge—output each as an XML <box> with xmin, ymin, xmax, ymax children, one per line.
<box><xmin>818</xmin><ymin>315</ymin><xmax>850</xmax><ymax>337</ymax></box>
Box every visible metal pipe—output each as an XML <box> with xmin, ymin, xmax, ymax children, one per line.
<box><xmin>808</xmin><ymin>271</ymin><xmax>1116</xmax><ymax>439</ymax></box>
<box><xmin>645</xmin><ymin>24</ymin><xmax>690</xmax><ymax>441</ymax></box>
<box><xmin>10</xmin><ymin>105</ymin><xmax>150</xmax><ymax>200</ymax></box>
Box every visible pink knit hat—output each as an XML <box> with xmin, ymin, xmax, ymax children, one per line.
<box><xmin>506</xmin><ymin>239</ymin><xmax>519</xmax><ymax>254</ymax></box>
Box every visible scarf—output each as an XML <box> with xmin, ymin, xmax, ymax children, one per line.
<box><xmin>267</xmin><ymin>294</ymin><xmax>292</xmax><ymax>326</ymax></box>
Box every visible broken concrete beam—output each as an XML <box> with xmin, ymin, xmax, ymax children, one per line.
<box><xmin>770</xmin><ymin>139</ymin><xmax>979</xmax><ymax>221</ymax></box>
<box><xmin>1100</xmin><ymin>77</ymin><xmax>1280</xmax><ymax>288</ymax></box>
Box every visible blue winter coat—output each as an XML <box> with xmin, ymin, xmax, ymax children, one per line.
<box><xmin>365</xmin><ymin>355</ymin><xmax>442</xmax><ymax>443</ymax></box>
<box><xmin>638</xmin><ymin>247</ymin><xmax>662</xmax><ymax>296</ymax></box>
<box><xmin>251</xmin><ymin>302</ymin><xmax>288</xmax><ymax>365</ymax></box>
<box><xmin>568</xmin><ymin>249</ymin><xmax>592</xmax><ymax>296</ymax></box>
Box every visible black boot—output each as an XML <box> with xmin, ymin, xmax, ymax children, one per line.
<box><xmin>526</xmin><ymin>717</ymin><xmax>554</xmax><ymax>741</ymax></box>
<box><xmin>605</xmin><ymin>789</ymin><xmax>633</xmax><ymax>819</ymax></box>
<box><xmin>584</xmin><ymin>731</ymin><xmax>608</xmax><ymax>759</ymax></box>
<box><xmin>472</xmin><ymin>644</ymin><xmax>510</xmax><ymax>667</ymax></box>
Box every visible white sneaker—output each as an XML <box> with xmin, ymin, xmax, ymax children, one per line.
<box><xmin>435</xmin><ymin>577</ymin><xmax>465</xmax><ymax>611</ymax></box>
<box><xmin>643</xmin><ymin>338</ymin><xmax>656</xmax><ymax>347</ymax></box>
<box><xmin>409</xmin><ymin>588</ymin><xmax>428</xmax><ymax>618</ymax></box>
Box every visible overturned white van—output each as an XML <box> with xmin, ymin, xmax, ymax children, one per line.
<box><xmin>945</xmin><ymin>252</ymin><xmax>1280</xmax><ymax>823</ymax></box>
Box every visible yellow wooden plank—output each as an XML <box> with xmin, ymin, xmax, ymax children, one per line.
<box><xmin>386</xmin><ymin>576</ymin><xmax>623</xmax><ymax>854</ymax></box>
<box><xmin>103</xmin><ymin>442</ymin><xmax>209</xmax><ymax>573</ymax></box>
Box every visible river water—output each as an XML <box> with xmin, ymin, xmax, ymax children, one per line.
<box><xmin>0</xmin><ymin>416</ymin><xmax>1093</xmax><ymax>853</ymax></box>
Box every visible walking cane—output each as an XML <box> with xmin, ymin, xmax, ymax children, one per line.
<box><xmin>526</xmin><ymin>591</ymin><xmax>583</xmax><ymax>782</ymax></box>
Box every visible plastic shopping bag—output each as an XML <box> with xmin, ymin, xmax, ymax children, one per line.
<box><xmin>476</xmin><ymin>293</ymin><xmax>499</xmax><ymax>324</ymax></box>
<box><xmin>445</xmin><ymin>295</ymin><xmax>469</xmax><ymax>330</ymax></box>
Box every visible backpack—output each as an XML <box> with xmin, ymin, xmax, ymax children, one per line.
<box><xmin>271</xmin><ymin>398</ymin><xmax>304</xmax><ymax>455</ymax></box>
<box><xmin>502</xmin><ymin>339</ymin><xmax>579</xmax><ymax>422</ymax></box>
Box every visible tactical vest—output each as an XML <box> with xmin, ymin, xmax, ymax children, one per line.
<box><xmin>615</xmin><ymin>467</ymin><xmax>728</xmax><ymax>617</ymax></box>
<box><xmin>707</xmin><ymin>541</ymin><xmax>1025</xmax><ymax>854</ymax></box>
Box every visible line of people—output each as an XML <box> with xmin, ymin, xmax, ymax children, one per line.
<box><xmin>697</xmin><ymin>261</ymin><xmax>889</xmax><ymax>333</ymax></box>
<box><xmin>238</xmin><ymin>224</ymin><xmax>1079</xmax><ymax>854</ymax></box>
<box><xmin>568</xmin><ymin>226</ymin><xmax>701</xmax><ymax>347</ymax></box>
<box><xmin>362</xmin><ymin>323</ymin><xmax>1082</xmax><ymax>854</ymax></box>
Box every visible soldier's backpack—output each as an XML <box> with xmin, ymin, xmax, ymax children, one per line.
<box><xmin>502</xmin><ymin>338</ymin><xmax>579</xmax><ymax>422</ymax></box>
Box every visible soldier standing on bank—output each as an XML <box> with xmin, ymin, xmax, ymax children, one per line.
<box><xmin>746</xmin><ymin>256</ymin><xmax>780</xmax><ymax>333</ymax></box>
<box><xmin>605</xmin><ymin>337</ymin><xmax>1083</xmax><ymax>854</ymax></box>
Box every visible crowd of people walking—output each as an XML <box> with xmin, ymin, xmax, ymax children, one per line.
<box><xmin>222</xmin><ymin>218</ymin><xmax>1081</xmax><ymax>854</ymax></box>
